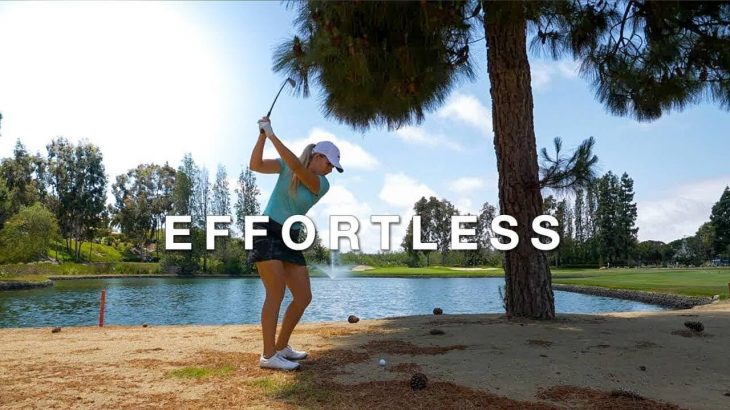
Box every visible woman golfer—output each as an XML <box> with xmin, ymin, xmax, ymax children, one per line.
<box><xmin>249</xmin><ymin>116</ymin><xmax>343</xmax><ymax>370</ymax></box>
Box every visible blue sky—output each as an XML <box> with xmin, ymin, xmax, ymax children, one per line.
<box><xmin>0</xmin><ymin>2</ymin><xmax>728</xmax><ymax>252</ymax></box>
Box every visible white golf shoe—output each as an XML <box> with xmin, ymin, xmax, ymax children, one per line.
<box><xmin>259</xmin><ymin>352</ymin><xmax>300</xmax><ymax>371</ymax></box>
<box><xmin>277</xmin><ymin>345</ymin><xmax>308</xmax><ymax>360</ymax></box>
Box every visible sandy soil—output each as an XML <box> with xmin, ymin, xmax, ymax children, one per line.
<box><xmin>2</xmin><ymin>303</ymin><xmax>729</xmax><ymax>409</ymax></box>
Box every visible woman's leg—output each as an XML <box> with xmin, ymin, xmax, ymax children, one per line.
<box><xmin>256</xmin><ymin>260</ymin><xmax>287</xmax><ymax>358</ymax></box>
<box><xmin>275</xmin><ymin>262</ymin><xmax>312</xmax><ymax>351</ymax></box>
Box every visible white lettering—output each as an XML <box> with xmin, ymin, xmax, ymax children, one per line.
<box><xmin>491</xmin><ymin>215</ymin><xmax>519</xmax><ymax>251</ymax></box>
<box><xmin>165</xmin><ymin>215</ymin><xmax>192</xmax><ymax>250</ymax></box>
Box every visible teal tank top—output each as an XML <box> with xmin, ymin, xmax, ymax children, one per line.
<box><xmin>263</xmin><ymin>158</ymin><xmax>330</xmax><ymax>225</ymax></box>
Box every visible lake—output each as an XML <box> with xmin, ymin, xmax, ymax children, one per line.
<box><xmin>0</xmin><ymin>277</ymin><xmax>664</xmax><ymax>328</ymax></box>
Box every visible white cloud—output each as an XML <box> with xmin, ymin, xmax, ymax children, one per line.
<box><xmin>637</xmin><ymin>176</ymin><xmax>730</xmax><ymax>242</ymax></box>
<box><xmin>264</xmin><ymin>128</ymin><xmax>378</xmax><ymax>171</ymax></box>
<box><xmin>394</xmin><ymin>126</ymin><xmax>463</xmax><ymax>151</ymax></box>
<box><xmin>379</xmin><ymin>173</ymin><xmax>437</xmax><ymax>209</ymax></box>
<box><xmin>454</xmin><ymin>197</ymin><xmax>478</xmax><ymax>216</ymax></box>
<box><xmin>436</xmin><ymin>92</ymin><xmax>492</xmax><ymax>137</ymax></box>
<box><xmin>377</xmin><ymin>173</ymin><xmax>440</xmax><ymax>252</ymax></box>
<box><xmin>314</xmin><ymin>185</ymin><xmax>381</xmax><ymax>252</ymax></box>
<box><xmin>531</xmin><ymin>59</ymin><xmax>580</xmax><ymax>91</ymax></box>
<box><xmin>450</xmin><ymin>177</ymin><xmax>486</xmax><ymax>195</ymax></box>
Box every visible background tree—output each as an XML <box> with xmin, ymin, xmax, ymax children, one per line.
<box><xmin>234</xmin><ymin>166</ymin><xmax>261</xmax><ymax>237</ymax></box>
<box><xmin>402</xmin><ymin>197</ymin><xmax>440</xmax><ymax>266</ymax></box>
<box><xmin>111</xmin><ymin>163</ymin><xmax>175</xmax><ymax>260</ymax></box>
<box><xmin>163</xmin><ymin>153</ymin><xmax>201</xmax><ymax>275</ymax></box>
<box><xmin>595</xmin><ymin>171</ymin><xmax>638</xmax><ymax>266</ymax></box>
<box><xmin>462</xmin><ymin>201</ymin><xmax>497</xmax><ymax>266</ymax></box>
<box><xmin>0</xmin><ymin>203</ymin><xmax>60</xmax><ymax>263</ymax></box>
<box><xmin>694</xmin><ymin>221</ymin><xmax>715</xmax><ymax>262</ymax></box>
<box><xmin>710</xmin><ymin>187</ymin><xmax>730</xmax><ymax>258</ymax></box>
<box><xmin>617</xmin><ymin>173</ymin><xmax>639</xmax><ymax>263</ymax></box>
<box><xmin>0</xmin><ymin>179</ymin><xmax>11</xmax><ymax>229</ymax></box>
<box><xmin>275</xmin><ymin>1</ymin><xmax>730</xmax><ymax>318</ymax></box>
<box><xmin>197</xmin><ymin>167</ymin><xmax>211</xmax><ymax>272</ymax></box>
<box><xmin>45</xmin><ymin>138</ymin><xmax>107</xmax><ymax>261</ymax></box>
<box><xmin>150</xmin><ymin>163</ymin><xmax>176</xmax><ymax>257</ymax></box>
<box><xmin>211</xmin><ymin>165</ymin><xmax>231</xmax><ymax>217</ymax></box>
<box><xmin>0</xmin><ymin>140</ymin><xmax>46</xmax><ymax>228</ymax></box>
<box><xmin>433</xmin><ymin>198</ymin><xmax>457</xmax><ymax>264</ymax></box>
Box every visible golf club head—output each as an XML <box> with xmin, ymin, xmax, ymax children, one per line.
<box><xmin>264</xmin><ymin>78</ymin><xmax>298</xmax><ymax>120</ymax></box>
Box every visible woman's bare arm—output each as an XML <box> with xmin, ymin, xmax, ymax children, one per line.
<box><xmin>249</xmin><ymin>132</ymin><xmax>281</xmax><ymax>174</ymax></box>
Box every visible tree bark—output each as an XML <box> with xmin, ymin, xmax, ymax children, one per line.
<box><xmin>485</xmin><ymin>2</ymin><xmax>555</xmax><ymax>319</ymax></box>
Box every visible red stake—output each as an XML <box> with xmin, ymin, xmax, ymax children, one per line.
<box><xmin>99</xmin><ymin>289</ymin><xmax>106</xmax><ymax>327</ymax></box>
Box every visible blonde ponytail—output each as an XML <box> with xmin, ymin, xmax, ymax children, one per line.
<box><xmin>289</xmin><ymin>143</ymin><xmax>316</xmax><ymax>196</ymax></box>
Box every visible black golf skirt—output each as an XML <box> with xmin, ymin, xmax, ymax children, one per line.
<box><xmin>248</xmin><ymin>220</ymin><xmax>306</xmax><ymax>266</ymax></box>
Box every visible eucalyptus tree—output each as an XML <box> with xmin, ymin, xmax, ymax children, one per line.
<box><xmin>234</xmin><ymin>167</ymin><xmax>261</xmax><ymax>237</ymax></box>
<box><xmin>463</xmin><ymin>201</ymin><xmax>497</xmax><ymax>266</ymax></box>
<box><xmin>274</xmin><ymin>1</ymin><xmax>730</xmax><ymax>318</ymax></box>
<box><xmin>111</xmin><ymin>163</ymin><xmax>176</xmax><ymax>258</ymax></box>
<box><xmin>45</xmin><ymin>138</ymin><xmax>107</xmax><ymax>261</ymax></box>
<box><xmin>0</xmin><ymin>140</ymin><xmax>46</xmax><ymax>227</ymax></box>
<box><xmin>211</xmin><ymin>165</ymin><xmax>232</xmax><ymax>217</ymax></box>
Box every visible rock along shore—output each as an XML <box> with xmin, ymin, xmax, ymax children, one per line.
<box><xmin>553</xmin><ymin>284</ymin><xmax>715</xmax><ymax>309</ymax></box>
<box><xmin>0</xmin><ymin>280</ymin><xmax>53</xmax><ymax>291</ymax></box>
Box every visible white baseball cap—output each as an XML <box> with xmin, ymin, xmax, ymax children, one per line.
<box><xmin>313</xmin><ymin>141</ymin><xmax>343</xmax><ymax>173</ymax></box>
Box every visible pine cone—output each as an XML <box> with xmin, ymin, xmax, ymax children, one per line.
<box><xmin>410</xmin><ymin>372</ymin><xmax>428</xmax><ymax>390</ymax></box>
<box><xmin>684</xmin><ymin>321</ymin><xmax>704</xmax><ymax>333</ymax></box>
<box><xmin>433</xmin><ymin>307</ymin><xmax>443</xmax><ymax>315</ymax></box>
<box><xmin>348</xmin><ymin>315</ymin><xmax>360</xmax><ymax>324</ymax></box>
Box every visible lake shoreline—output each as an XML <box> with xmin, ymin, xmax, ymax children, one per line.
<box><xmin>0</xmin><ymin>280</ymin><xmax>53</xmax><ymax>291</ymax></box>
<box><xmin>552</xmin><ymin>284</ymin><xmax>717</xmax><ymax>309</ymax></box>
<box><xmin>1</xmin><ymin>275</ymin><xmax>718</xmax><ymax>310</ymax></box>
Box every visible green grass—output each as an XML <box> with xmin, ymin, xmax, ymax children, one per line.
<box><xmin>169</xmin><ymin>365</ymin><xmax>235</xmax><ymax>379</ymax></box>
<box><xmin>48</xmin><ymin>240</ymin><xmax>123</xmax><ymax>263</ymax></box>
<box><xmin>0</xmin><ymin>262</ymin><xmax>161</xmax><ymax>282</ymax></box>
<box><xmin>552</xmin><ymin>267</ymin><xmax>730</xmax><ymax>298</ymax></box>
<box><xmin>246</xmin><ymin>376</ymin><xmax>332</xmax><ymax>401</ymax></box>
<box><xmin>351</xmin><ymin>266</ymin><xmax>503</xmax><ymax>277</ymax></box>
<box><xmin>340</xmin><ymin>265</ymin><xmax>730</xmax><ymax>298</ymax></box>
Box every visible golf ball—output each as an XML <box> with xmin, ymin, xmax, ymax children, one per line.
<box><xmin>379</xmin><ymin>359</ymin><xmax>386</xmax><ymax>366</ymax></box>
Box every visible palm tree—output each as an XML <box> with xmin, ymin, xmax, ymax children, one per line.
<box><xmin>273</xmin><ymin>1</ymin><xmax>730</xmax><ymax>319</ymax></box>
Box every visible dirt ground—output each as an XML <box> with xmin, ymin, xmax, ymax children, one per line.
<box><xmin>1</xmin><ymin>302</ymin><xmax>729</xmax><ymax>409</ymax></box>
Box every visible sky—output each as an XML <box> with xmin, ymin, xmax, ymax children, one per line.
<box><xmin>0</xmin><ymin>1</ymin><xmax>728</xmax><ymax>253</ymax></box>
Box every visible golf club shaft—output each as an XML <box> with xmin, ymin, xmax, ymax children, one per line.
<box><xmin>260</xmin><ymin>79</ymin><xmax>292</xmax><ymax>134</ymax></box>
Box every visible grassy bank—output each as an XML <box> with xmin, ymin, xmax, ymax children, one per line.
<box><xmin>0</xmin><ymin>262</ymin><xmax>161</xmax><ymax>282</ymax></box>
<box><xmin>350</xmin><ymin>266</ymin><xmax>730</xmax><ymax>298</ymax></box>
<box><xmin>552</xmin><ymin>267</ymin><xmax>730</xmax><ymax>298</ymax></box>
<box><xmin>3</xmin><ymin>260</ymin><xmax>728</xmax><ymax>299</ymax></box>
<box><xmin>351</xmin><ymin>266</ymin><xmax>503</xmax><ymax>277</ymax></box>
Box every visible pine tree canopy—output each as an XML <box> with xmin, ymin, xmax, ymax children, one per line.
<box><xmin>274</xmin><ymin>1</ymin><xmax>477</xmax><ymax>130</ymax></box>
<box><xmin>274</xmin><ymin>1</ymin><xmax>730</xmax><ymax>128</ymax></box>
<box><xmin>533</xmin><ymin>1</ymin><xmax>730</xmax><ymax>120</ymax></box>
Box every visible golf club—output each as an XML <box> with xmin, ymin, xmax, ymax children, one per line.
<box><xmin>260</xmin><ymin>78</ymin><xmax>296</xmax><ymax>134</ymax></box>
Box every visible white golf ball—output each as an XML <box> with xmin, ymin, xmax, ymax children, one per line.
<box><xmin>379</xmin><ymin>359</ymin><xmax>386</xmax><ymax>366</ymax></box>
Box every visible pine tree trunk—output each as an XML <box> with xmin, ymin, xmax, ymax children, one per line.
<box><xmin>485</xmin><ymin>2</ymin><xmax>555</xmax><ymax>319</ymax></box>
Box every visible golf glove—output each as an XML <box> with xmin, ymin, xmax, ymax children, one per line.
<box><xmin>258</xmin><ymin>118</ymin><xmax>274</xmax><ymax>138</ymax></box>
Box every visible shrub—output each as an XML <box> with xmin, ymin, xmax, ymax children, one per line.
<box><xmin>0</xmin><ymin>203</ymin><xmax>60</xmax><ymax>263</ymax></box>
